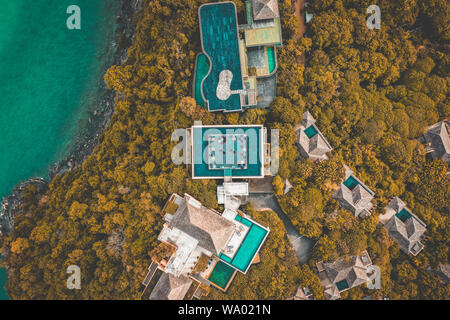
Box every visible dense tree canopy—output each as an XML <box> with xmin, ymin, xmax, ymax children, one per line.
<box><xmin>274</xmin><ymin>0</ymin><xmax>449</xmax><ymax>299</ymax></box>
<box><xmin>0</xmin><ymin>0</ymin><xmax>448</xmax><ymax>300</ymax></box>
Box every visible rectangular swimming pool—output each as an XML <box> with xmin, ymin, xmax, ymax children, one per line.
<box><xmin>343</xmin><ymin>176</ymin><xmax>359</xmax><ymax>190</ymax></box>
<box><xmin>396</xmin><ymin>208</ymin><xmax>412</xmax><ymax>222</ymax></box>
<box><xmin>336</xmin><ymin>279</ymin><xmax>349</xmax><ymax>291</ymax></box>
<box><xmin>304</xmin><ymin>125</ymin><xmax>318</xmax><ymax>139</ymax></box>
<box><xmin>219</xmin><ymin>216</ymin><xmax>269</xmax><ymax>273</ymax></box>
<box><xmin>267</xmin><ymin>46</ymin><xmax>276</xmax><ymax>74</ymax></box>
<box><xmin>208</xmin><ymin>260</ymin><xmax>236</xmax><ymax>290</ymax></box>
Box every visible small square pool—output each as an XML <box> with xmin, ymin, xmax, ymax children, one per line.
<box><xmin>304</xmin><ymin>125</ymin><xmax>319</xmax><ymax>139</ymax></box>
<box><xmin>343</xmin><ymin>176</ymin><xmax>359</xmax><ymax>190</ymax></box>
<box><xmin>396</xmin><ymin>208</ymin><xmax>412</xmax><ymax>222</ymax></box>
<box><xmin>208</xmin><ymin>260</ymin><xmax>236</xmax><ymax>290</ymax></box>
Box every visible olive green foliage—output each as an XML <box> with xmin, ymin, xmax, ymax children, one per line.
<box><xmin>0</xmin><ymin>0</ymin><xmax>300</xmax><ymax>300</ymax></box>
<box><xmin>274</xmin><ymin>0</ymin><xmax>449</xmax><ymax>299</ymax></box>
<box><xmin>0</xmin><ymin>0</ymin><xmax>448</xmax><ymax>300</ymax></box>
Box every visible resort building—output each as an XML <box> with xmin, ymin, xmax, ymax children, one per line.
<box><xmin>292</xmin><ymin>286</ymin><xmax>313</xmax><ymax>300</ymax></box>
<box><xmin>437</xmin><ymin>264</ymin><xmax>450</xmax><ymax>284</ymax></box>
<box><xmin>217</xmin><ymin>182</ymin><xmax>249</xmax><ymax>210</ymax></box>
<box><xmin>334</xmin><ymin>165</ymin><xmax>375</xmax><ymax>219</ymax></box>
<box><xmin>294</xmin><ymin>111</ymin><xmax>333</xmax><ymax>161</ymax></box>
<box><xmin>186</xmin><ymin>123</ymin><xmax>272</xmax><ymax>180</ymax></box>
<box><xmin>148</xmin><ymin>273</ymin><xmax>193</xmax><ymax>300</ymax></box>
<box><xmin>316</xmin><ymin>250</ymin><xmax>373</xmax><ymax>300</ymax></box>
<box><xmin>143</xmin><ymin>193</ymin><xmax>270</xmax><ymax>299</ymax></box>
<box><xmin>422</xmin><ymin>121</ymin><xmax>450</xmax><ymax>163</ymax></box>
<box><xmin>193</xmin><ymin>0</ymin><xmax>283</xmax><ymax>112</ymax></box>
<box><xmin>283</xmin><ymin>178</ymin><xmax>293</xmax><ymax>195</ymax></box>
<box><xmin>379</xmin><ymin>197</ymin><xmax>427</xmax><ymax>256</ymax></box>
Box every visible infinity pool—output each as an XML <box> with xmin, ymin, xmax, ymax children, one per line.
<box><xmin>199</xmin><ymin>2</ymin><xmax>243</xmax><ymax>112</ymax></box>
<box><xmin>219</xmin><ymin>216</ymin><xmax>269</xmax><ymax>273</ymax></box>
<box><xmin>194</xmin><ymin>53</ymin><xmax>210</xmax><ymax>107</ymax></box>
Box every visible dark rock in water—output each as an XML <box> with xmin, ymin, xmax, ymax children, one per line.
<box><xmin>0</xmin><ymin>178</ymin><xmax>47</xmax><ymax>235</ymax></box>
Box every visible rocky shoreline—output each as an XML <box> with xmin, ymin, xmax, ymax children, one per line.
<box><xmin>0</xmin><ymin>0</ymin><xmax>142</xmax><ymax>235</ymax></box>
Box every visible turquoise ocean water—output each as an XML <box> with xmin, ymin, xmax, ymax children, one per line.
<box><xmin>0</xmin><ymin>0</ymin><xmax>122</xmax><ymax>299</ymax></box>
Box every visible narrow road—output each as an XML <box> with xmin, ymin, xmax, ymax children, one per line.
<box><xmin>248</xmin><ymin>194</ymin><xmax>315</xmax><ymax>264</ymax></box>
<box><xmin>294</xmin><ymin>0</ymin><xmax>306</xmax><ymax>39</ymax></box>
<box><xmin>294</xmin><ymin>0</ymin><xmax>307</xmax><ymax>65</ymax></box>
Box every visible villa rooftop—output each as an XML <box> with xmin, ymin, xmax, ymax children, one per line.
<box><xmin>334</xmin><ymin>165</ymin><xmax>375</xmax><ymax>219</ymax></box>
<box><xmin>316</xmin><ymin>251</ymin><xmax>373</xmax><ymax>300</ymax></box>
<box><xmin>168</xmin><ymin>194</ymin><xmax>236</xmax><ymax>256</ymax></box>
<box><xmin>144</xmin><ymin>193</ymin><xmax>270</xmax><ymax>298</ymax></box>
<box><xmin>149</xmin><ymin>273</ymin><xmax>192</xmax><ymax>300</ymax></box>
<box><xmin>252</xmin><ymin>0</ymin><xmax>279</xmax><ymax>20</ymax></box>
<box><xmin>295</xmin><ymin>111</ymin><xmax>333</xmax><ymax>161</ymax></box>
<box><xmin>380</xmin><ymin>197</ymin><xmax>427</xmax><ymax>256</ymax></box>
<box><xmin>245</xmin><ymin>0</ymin><xmax>282</xmax><ymax>47</ymax></box>
<box><xmin>423</xmin><ymin>121</ymin><xmax>450</xmax><ymax>163</ymax></box>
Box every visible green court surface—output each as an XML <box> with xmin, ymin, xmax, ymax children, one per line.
<box><xmin>208</xmin><ymin>261</ymin><xmax>236</xmax><ymax>289</ymax></box>
<box><xmin>245</xmin><ymin>18</ymin><xmax>282</xmax><ymax>47</ymax></box>
<box><xmin>267</xmin><ymin>46</ymin><xmax>276</xmax><ymax>74</ymax></box>
<box><xmin>304</xmin><ymin>125</ymin><xmax>319</xmax><ymax>139</ymax></box>
<box><xmin>194</xmin><ymin>53</ymin><xmax>210</xmax><ymax>107</ymax></box>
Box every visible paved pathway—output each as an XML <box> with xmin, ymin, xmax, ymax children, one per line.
<box><xmin>248</xmin><ymin>194</ymin><xmax>315</xmax><ymax>264</ymax></box>
<box><xmin>294</xmin><ymin>0</ymin><xmax>307</xmax><ymax>65</ymax></box>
